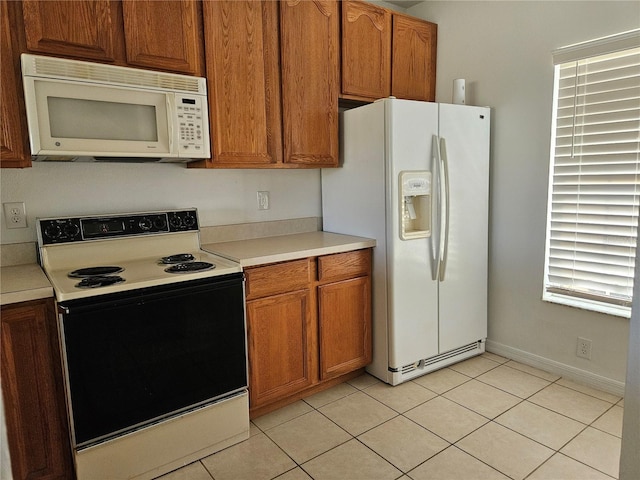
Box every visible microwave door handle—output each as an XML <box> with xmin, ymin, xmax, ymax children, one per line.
<box><xmin>166</xmin><ymin>96</ymin><xmax>174</xmax><ymax>152</ymax></box>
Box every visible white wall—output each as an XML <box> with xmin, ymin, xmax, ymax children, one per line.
<box><xmin>0</xmin><ymin>163</ymin><xmax>321</xmax><ymax>244</ymax></box>
<box><xmin>0</xmin><ymin>163</ymin><xmax>320</xmax><ymax>479</ymax></box>
<box><xmin>408</xmin><ymin>1</ymin><xmax>639</xmax><ymax>387</ymax></box>
<box><xmin>621</xmin><ymin>252</ymin><xmax>640</xmax><ymax>479</ymax></box>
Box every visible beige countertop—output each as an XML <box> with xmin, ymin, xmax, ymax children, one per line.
<box><xmin>1</xmin><ymin>264</ymin><xmax>53</xmax><ymax>306</ymax></box>
<box><xmin>203</xmin><ymin>231</ymin><xmax>376</xmax><ymax>267</ymax></box>
<box><xmin>0</xmin><ymin>232</ymin><xmax>375</xmax><ymax>305</ymax></box>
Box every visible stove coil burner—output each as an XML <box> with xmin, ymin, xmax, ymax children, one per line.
<box><xmin>76</xmin><ymin>275</ymin><xmax>126</xmax><ymax>288</ymax></box>
<box><xmin>68</xmin><ymin>266</ymin><xmax>124</xmax><ymax>278</ymax></box>
<box><xmin>164</xmin><ymin>261</ymin><xmax>215</xmax><ymax>274</ymax></box>
<box><xmin>160</xmin><ymin>253</ymin><xmax>196</xmax><ymax>264</ymax></box>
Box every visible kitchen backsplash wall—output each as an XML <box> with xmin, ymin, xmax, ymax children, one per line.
<box><xmin>0</xmin><ymin>162</ymin><xmax>322</xmax><ymax>245</ymax></box>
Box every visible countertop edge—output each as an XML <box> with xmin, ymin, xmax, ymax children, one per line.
<box><xmin>1</xmin><ymin>233</ymin><xmax>377</xmax><ymax>305</ymax></box>
<box><xmin>203</xmin><ymin>232</ymin><xmax>376</xmax><ymax>268</ymax></box>
<box><xmin>1</xmin><ymin>264</ymin><xmax>54</xmax><ymax>306</ymax></box>
<box><xmin>235</xmin><ymin>240</ymin><xmax>376</xmax><ymax>267</ymax></box>
<box><xmin>1</xmin><ymin>287</ymin><xmax>54</xmax><ymax>306</ymax></box>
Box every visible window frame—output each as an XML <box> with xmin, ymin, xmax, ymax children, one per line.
<box><xmin>543</xmin><ymin>30</ymin><xmax>640</xmax><ymax>318</ymax></box>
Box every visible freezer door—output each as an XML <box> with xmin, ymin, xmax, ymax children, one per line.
<box><xmin>437</xmin><ymin>104</ymin><xmax>490</xmax><ymax>352</ymax></box>
<box><xmin>386</xmin><ymin>99</ymin><xmax>440</xmax><ymax>369</ymax></box>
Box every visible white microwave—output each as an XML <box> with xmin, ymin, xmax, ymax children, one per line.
<box><xmin>21</xmin><ymin>54</ymin><xmax>210</xmax><ymax>163</ymax></box>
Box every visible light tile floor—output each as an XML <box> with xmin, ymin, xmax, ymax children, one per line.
<box><xmin>156</xmin><ymin>353</ymin><xmax>624</xmax><ymax>480</ymax></box>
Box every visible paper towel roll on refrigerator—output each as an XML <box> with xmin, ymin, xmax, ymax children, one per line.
<box><xmin>453</xmin><ymin>79</ymin><xmax>466</xmax><ymax>104</ymax></box>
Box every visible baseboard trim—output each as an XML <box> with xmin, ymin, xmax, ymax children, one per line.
<box><xmin>486</xmin><ymin>340</ymin><xmax>626</xmax><ymax>397</ymax></box>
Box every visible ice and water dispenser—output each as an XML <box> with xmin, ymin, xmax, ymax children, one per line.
<box><xmin>399</xmin><ymin>171</ymin><xmax>432</xmax><ymax>240</ymax></box>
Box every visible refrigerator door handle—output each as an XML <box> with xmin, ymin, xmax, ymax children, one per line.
<box><xmin>430</xmin><ymin>135</ymin><xmax>441</xmax><ymax>281</ymax></box>
<box><xmin>439</xmin><ymin>137</ymin><xmax>451</xmax><ymax>282</ymax></box>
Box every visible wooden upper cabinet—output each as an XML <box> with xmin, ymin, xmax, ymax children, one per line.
<box><xmin>391</xmin><ymin>13</ymin><xmax>437</xmax><ymax>102</ymax></box>
<box><xmin>21</xmin><ymin>0</ymin><xmax>125</xmax><ymax>62</ymax></box>
<box><xmin>280</xmin><ymin>0</ymin><xmax>339</xmax><ymax>167</ymax></box>
<box><xmin>122</xmin><ymin>0</ymin><xmax>204</xmax><ymax>75</ymax></box>
<box><xmin>201</xmin><ymin>0</ymin><xmax>282</xmax><ymax>167</ymax></box>
<box><xmin>340</xmin><ymin>2</ymin><xmax>437</xmax><ymax>103</ymax></box>
<box><xmin>1</xmin><ymin>1</ymin><xmax>30</xmax><ymax>167</ymax></box>
<box><xmin>20</xmin><ymin>0</ymin><xmax>203</xmax><ymax>73</ymax></box>
<box><xmin>197</xmin><ymin>0</ymin><xmax>338</xmax><ymax>169</ymax></box>
<box><xmin>341</xmin><ymin>0</ymin><xmax>391</xmax><ymax>101</ymax></box>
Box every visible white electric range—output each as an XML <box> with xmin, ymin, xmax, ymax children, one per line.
<box><xmin>37</xmin><ymin>209</ymin><xmax>249</xmax><ymax>480</ymax></box>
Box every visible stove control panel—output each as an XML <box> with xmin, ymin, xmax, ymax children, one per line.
<box><xmin>37</xmin><ymin>209</ymin><xmax>200</xmax><ymax>245</ymax></box>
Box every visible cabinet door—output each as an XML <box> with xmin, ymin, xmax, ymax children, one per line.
<box><xmin>202</xmin><ymin>0</ymin><xmax>282</xmax><ymax>167</ymax></box>
<box><xmin>391</xmin><ymin>14</ymin><xmax>437</xmax><ymax>102</ymax></box>
<box><xmin>341</xmin><ymin>0</ymin><xmax>391</xmax><ymax>101</ymax></box>
<box><xmin>122</xmin><ymin>0</ymin><xmax>203</xmax><ymax>75</ymax></box>
<box><xmin>280</xmin><ymin>0</ymin><xmax>339</xmax><ymax>167</ymax></box>
<box><xmin>1</xmin><ymin>299</ymin><xmax>73</xmax><ymax>480</ymax></box>
<box><xmin>246</xmin><ymin>290</ymin><xmax>314</xmax><ymax>408</ymax></box>
<box><xmin>21</xmin><ymin>0</ymin><xmax>125</xmax><ymax>62</ymax></box>
<box><xmin>1</xmin><ymin>0</ymin><xmax>31</xmax><ymax>168</ymax></box>
<box><xmin>318</xmin><ymin>276</ymin><xmax>372</xmax><ymax>380</ymax></box>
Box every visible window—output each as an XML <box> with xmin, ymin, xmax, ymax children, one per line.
<box><xmin>543</xmin><ymin>30</ymin><xmax>640</xmax><ymax>317</ymax></box>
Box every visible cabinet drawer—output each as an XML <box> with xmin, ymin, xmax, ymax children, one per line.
<box><xmin>318</xmin><ymin>249</ymin><xmax>371</xmax><ymax>283</ymax></box>
<box><xmin>245</xmin><ymin>259</ymin><xmax>311</xmax><ymax>300</ymax></box>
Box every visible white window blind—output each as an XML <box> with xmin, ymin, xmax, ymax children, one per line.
<box><xmin>544</xmin><ymin>31</ymin><xmax>640</xmax><ymax>317</ymax></box>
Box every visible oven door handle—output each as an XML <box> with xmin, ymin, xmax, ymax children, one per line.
<box><xmin>60</xmin><ymin>295</ymin><xmax>144</xmax><ymax>315</ymax></box>
<box><xmin>59</xmin><ymin>273</ymin><xmax>244</xmax><ymax>315</ymax></box>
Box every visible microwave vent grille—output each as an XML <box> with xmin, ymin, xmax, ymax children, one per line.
<box><xmin>28</xmin><ymin>55</ymin><xmax>204</xmax><ymax>94</ymax></box>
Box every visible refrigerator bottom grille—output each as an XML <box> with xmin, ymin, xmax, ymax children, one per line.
<box><xmin>395</xmin><ymin>340</ymin><xmax>485</xmax><ymax>376</ymax></box>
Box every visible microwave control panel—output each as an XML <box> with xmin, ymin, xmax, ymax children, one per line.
<box><xmin>175</xmin><ymin>95</ymin><xmax>208</xmax><ymax>156</ymax></box>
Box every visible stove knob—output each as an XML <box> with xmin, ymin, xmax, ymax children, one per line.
<box><xmin>139</xmin><ymin>217</ymin><xmax>153</xmax><ymax>231</ymax></box>
<box><xmin>44</xmin><ymin>223</ymin><xmax>61</xmax><ymax>240</ymax></box>
<box><xmin>63</xmin><ymin>223</ymin><xmax>80</xmax><ymax>238</ymax></box>
<box><xmin>183</xmin><ymin>214</ymin><xmax>196</xmax><ymax>228</ymax></box>
<box><xmin>153</xmin><ymin>216</ymin><xmax>167</xmax><ymax>230</ymax></box>
<box><xmin>169</xmin><ymin>214</ymin><xmax>183</xmax><ymax>229</ymax></box>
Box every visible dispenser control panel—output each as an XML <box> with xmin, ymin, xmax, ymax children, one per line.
<box><xmin>399</xmin><ymin>171</ymin><xmax>432</xmax><ymax>240</ymax></box>
<box><xmin>402</xmin><ymin>175</ymin><xmax>431</xmax><ymax>196</ymax></box>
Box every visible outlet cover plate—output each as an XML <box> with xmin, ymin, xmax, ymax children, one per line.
<box><xmin>3</xmin><ymin>202</ymin><xmax>27</xmax><ymax>229</ymax></box>
<box><xmin>257</xmin><ymin>191</ymin><xmax>270</xmax><ymax>210</ymax></box>
<box><xmin>577</xmin><ymin>337</ymin><xmax>592</xmax><ymax>360</ymax></box>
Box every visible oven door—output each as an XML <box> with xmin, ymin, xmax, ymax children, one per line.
<box><xmin>58</xmin><ymin>273</ymin><xmax>247</xmax><ymax>448</ymax></box>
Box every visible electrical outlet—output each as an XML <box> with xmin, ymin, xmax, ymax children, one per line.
<box><xmin>3</xmin><ymin>202</ymin><xmax>27</xmax><ymax>229</ymax></box>
<box><xmin>257</xmin><ymin>191</ymin><xmax>270</xmax><ymax>210</ymax></box>
<box><xmin>576</xmin><ymin>337</ymin><xmax>592</xmax><ymax>360</ymax></box>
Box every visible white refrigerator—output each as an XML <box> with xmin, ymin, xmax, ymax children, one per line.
<box><xmin>322</xmin><ymin>98</ymin><xmax>490</xmax><ymax>385</ymax></box>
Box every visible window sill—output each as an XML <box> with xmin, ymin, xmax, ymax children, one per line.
<box><xmin>543</xmin><ymin>292</ymin><xmax>631</xmax><ymax>318</ymax></box>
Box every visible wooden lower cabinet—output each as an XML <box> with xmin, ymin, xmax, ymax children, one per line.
<box><xmin>246</xmin><ymin>290</ymin><xmax>315</xmax><ymax>408</ymax></box>
<box><xmin>1</xmin><ymin>298</ymin><xmax>73</xmax><ymax>480</ymax></box>
<box><xmin>318</xmin><ymin>276</ymin><xmax>372</xmax><ymax>380</ymax></box>
<box><xmin>245</xmin><ymin>249</ymin><xmax>372</xmax><ymax>417</ymax></box>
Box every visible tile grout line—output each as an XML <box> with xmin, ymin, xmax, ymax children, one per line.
<box><xmin>154</xmin><ymin>359</ymin><xmax>623</xmax><ymax>480</ymax></box>
<box><xmin>249</xmin><ymin>358</ymin><xmax>622</xmax><ymax>480</ymax></box>
<box><xmin>403</xmin><ymin>360</ymin><xmax>621</xmax><ymax>480</ymax></box>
